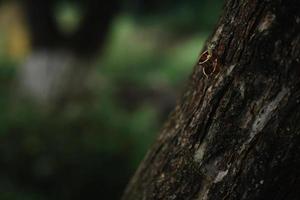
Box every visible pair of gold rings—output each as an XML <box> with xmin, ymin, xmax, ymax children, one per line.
<box><xmin>198</xmin><ymin>50</ymin><xmax>220</xmax><ymax>78</ymax></box>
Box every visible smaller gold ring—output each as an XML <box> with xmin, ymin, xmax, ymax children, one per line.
<box><xmin>198</xmin><ymin>50</ymin><xmax>212</xmax><ymax>65</ymax></box>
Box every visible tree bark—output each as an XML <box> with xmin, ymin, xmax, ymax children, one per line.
<box><xmin>122</xmin><ymin>0</ymin><xmax>300</xmax><ymax>199</ymax></box>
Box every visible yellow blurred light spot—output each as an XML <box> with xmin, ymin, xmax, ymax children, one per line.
<box><xmin>0</xmin><ymin>2</ymin><xmax>30</xmax><ymax>61</ymax></box>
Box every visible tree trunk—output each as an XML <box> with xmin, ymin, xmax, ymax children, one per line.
<box><xmin>19</xmin><ymin>0</ymin><xmax>118</xmax><ymax>104</ymax></box>
<box><xmin>122</xmin><ymin>0</ymin><xmax>300</xmax><ymax>199</ymax></box>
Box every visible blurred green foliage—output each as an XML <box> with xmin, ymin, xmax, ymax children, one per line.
<box><xmin>0</xmin><ymin>0</ymin><xmax>223</xmax><ymax>199</ymax></box>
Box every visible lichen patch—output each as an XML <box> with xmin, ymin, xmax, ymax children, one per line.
<box><xmin>194</xmin><ymin>142</ymin><xmax>207</xmax><ymax>163</ymax></box>
<box><xmin>213</xmin><ymin>170</ymin><xmax>229</xmax><ymax>183</ymax></box>
<box><xmin>226</xmin><ymin>64</ymin><xmax>236</xmax><ymax>76</ymax></box>
<box><xmin>211</xmin><ymin>24</ymin><xmax>224</xmax><ymax>44</ymax></box>
<box><xmin>249</xmin><ymin>87</ymin><xmax>289</xmax><ymax>140</ymax></box>
<box><xmin>258</xmin><ymin>12</ymin><xmax>276</xmax><ymax>32</ymax></box>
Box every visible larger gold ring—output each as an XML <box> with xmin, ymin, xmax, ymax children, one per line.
<box><xmin>198</xmin><ymin>50</ymin><xmax>219</xmax><ymax>78</ymax></box>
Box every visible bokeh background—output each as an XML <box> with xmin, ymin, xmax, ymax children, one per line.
<box><xmin>0</xmin><ymin>0</ymin><xmax>223</xmax><ymax>199</ymax></box>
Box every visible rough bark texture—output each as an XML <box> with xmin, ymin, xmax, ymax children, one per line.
<box><xmin>122</xmin><ymin>0</ymin><xmax>300</xmax><ymax>199</ymax></box>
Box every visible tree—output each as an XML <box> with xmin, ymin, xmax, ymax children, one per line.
<box><xmin>122</xmin><ymin>0</ymin><xmax>300</xmax><ymax>199</ymax></box>
<box><xmin>19</xmin><ymin>0</ymin><xmax>119</xmax><ymax>104</ymax></box>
